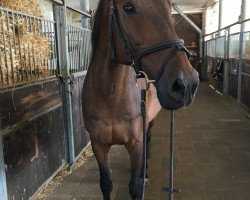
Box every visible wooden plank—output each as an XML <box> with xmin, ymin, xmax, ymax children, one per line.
<box><xmin>3</xmin><ymin>107</ymin><xmax>65</xmax><ymax>200</ymax></box>
<box><xmin>72</xmin><ymin>75</ymin><xmax>89</xmax><ymax>157</ymax></box>
<box><xmin>0</xmin><ymin>79</ymin><xmax>62</xmax><ymax>134</ymax></box>
<box><xmin>173</xmin><ymin>13</ymin><xmax>201</xmax><ymax>47</ymax></box>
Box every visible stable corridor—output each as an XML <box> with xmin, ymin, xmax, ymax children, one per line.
<box><xmin>43</xmin><ymin>82</ymin><xmax>250</xmax><ymax>200</ymax></box>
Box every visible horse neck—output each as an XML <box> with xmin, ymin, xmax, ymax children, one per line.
<box><xmin>89</xmin><ymin>1</ymin><xmax>135</xmax><ymax>93</ymax></box>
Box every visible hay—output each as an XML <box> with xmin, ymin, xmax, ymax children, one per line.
<box><xmin>19</xmin><ymin>32</ymin><xmax>51</xmax><ymax>78</ymax></box>
<box><xmin>0</xmin><ymin>0</ymin><xmax>42</xmax><ymax>17</ymax></box>
<box><xmin>0</xmin><ymin>0</ymin><xmax>52</xmax><ymax>87</ymax></box>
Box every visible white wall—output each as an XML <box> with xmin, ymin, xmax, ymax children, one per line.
<box><xmin>38</xmin><ymin>0</ymin><xmax>53</xmax><ymax>20</ymax></box>
<box><xmin>221</xmin><ymin>0</ymin><xmax>241</xmax><ymax>28</ymax></box>
<box><xmin>205</xmin><ymin>1</ymin><xmax>219</xmax><ymax>34</ymax></box>
<box><xmin>204</xmin><ymin>0</ymin><xmax>250</xmax><ymax>34</ymax></box>
<box><xmin>89</xmin><ymin>0</ymin><xmax>99</xmax><ymax>11</ymax></box>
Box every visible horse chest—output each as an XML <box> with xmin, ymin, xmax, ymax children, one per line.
<box><xmin>87</xmin><ymin>116</ymin><xmax>142</xmax><ymax>145</ymax></box>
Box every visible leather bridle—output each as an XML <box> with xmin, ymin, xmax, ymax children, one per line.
<box><xmin>109</xmin><ymin>0</ymin><xmax>191</xmax><ymax>86</ymax></box>
<box><xmin>108</xmin><ymin>0</ymin><xmax>186</xmax><ymax>199</ymax></box>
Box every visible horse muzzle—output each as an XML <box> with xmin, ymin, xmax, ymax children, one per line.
<box><xmin>157</xmin><ymin>75</ymin><xmax>199</xmax><ymax>110</ymax></box>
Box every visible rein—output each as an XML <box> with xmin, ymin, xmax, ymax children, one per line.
<box><xmin>108</xmin><ymin>0</ymin><xmax>187</xmax><ymax>199</ymax></box>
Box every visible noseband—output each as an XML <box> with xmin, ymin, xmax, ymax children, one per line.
<box><xmin>109</xmin><ymin>0</ymin><xmax>191</xmax><ymax>86</ymax></box>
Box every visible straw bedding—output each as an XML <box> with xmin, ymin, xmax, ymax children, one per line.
<box><xmin>0</xmin><ymin>0</ymin><xmax>52</xmax><ymax>87</ymax></box>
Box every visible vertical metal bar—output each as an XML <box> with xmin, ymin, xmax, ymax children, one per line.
<box><xmin>16</xmin><ymin>14</ymin><xmax>24</xmax><ymax>82</ymax></box>
<box><xmin>2</xmin><ymin>11</ymin><xmax>9</xmax><ymax>85</ymax></box>
<box><xmin>67</xmin><ymin>26</ymin><xmax>71</xmax><ymax>73</ymax></box>
<box><xmin>0</xmin><ymin>134</ymin><xmax>8</xmax><ymax>200</ymax></box>
<box><xmin>77</xmin><ymin>27</ymin><xmax>80</xmax><ymax>72</ymax></box>
<box><xmin>53</xmin><ymin>21</ymin><xmax>58</xmax><ymax>75</ymax></box>
<box><xmin>218</xmin><ymin>0</ymin><xmax>223</xmax><ymax>33</ymax></box>
<box><xmin>72</xmin><ymin>27</ymin><xmax>76</xmax><ymax>73</ymax></box>
<box><xmin>72</xmin><ymin>27</ymin><xmax>77</xmax><ymax>73</ymax></box>
<box><xmin>74</xmin><ymin>27</ymin><xmax>78</xmax><ymax>73</ymax></box>
<box><xmin>168</xmin><ymin>110</ymin><xmax>174</xmax><ymax>200</ymax></box>
<box><xmin>0</xmin><ymin>11</ymin><xmax>4</xmax><ymax>86</ymax></box>
<box><xmin>83</xmin><ymin>31</ymin><xmax>88</xmax><ymax>70</ymax></box>
<box><xmin>6</xmin><ymin>11</ymin><xmax>15</xmax><ymax>84</ymax></box>
<box><xmin>223</xmin><ymin>29</ymin><xmax>229</xmax><ymax>96</ymax></box>
<box><xmin>237</xmin><ymin>0</ymin><xmax>246</xmax><ymax>102</ymax></box>
<box><xmin>49</xmin><ymin>21</ymin><xmax>54</xmax><ymax>75</ymax></box>
<box><xmin>163</xmin><ymin>110</ymin><xmax>179</xmax><ymax>199</ymax></box>
<box><xmin>45</xmin><ymin>20</ymin><xmax>50</xmax><ymax>74</ymax></box>
<box><xmin>79</xmin><ymin>30</ymin><xmax>83</xmax><ymax>71</ymax></box>
<box><xmin>53</xmin><ymin>4</ymin><xmax>75</xmax><ymax>164</ymax></box>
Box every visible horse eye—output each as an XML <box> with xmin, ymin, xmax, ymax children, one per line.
<box><xmin>123</xmin><ymin>2</ymin><xmax>136</xmax><ymax>14</ymax></box>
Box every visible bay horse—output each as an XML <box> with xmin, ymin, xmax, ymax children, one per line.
<box><xmin>82</xmin><ymin>0</ymin><xmax>199</xmax><ymax>199</ymax></box>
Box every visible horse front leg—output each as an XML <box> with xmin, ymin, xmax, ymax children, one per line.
<box><xmin>126</xmin><ymin>140</ymin><xmax>143</xmax><ymax>200</ymax></box>
<box><xmin>92</xmin><ymin>142</ymin><xmax>112</xmax><ymax>200</ymax></box>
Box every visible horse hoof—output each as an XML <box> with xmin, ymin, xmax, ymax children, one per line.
<box><xmin>145</xmin><ymin>178</ymin><xmax>150</xmax><ymax>186</ymax></box>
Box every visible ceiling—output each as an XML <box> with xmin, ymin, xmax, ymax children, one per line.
<box><xmin>172</xmin><ymin>0</ymin><xmax>217</xmax><ymax>13</ymax></box>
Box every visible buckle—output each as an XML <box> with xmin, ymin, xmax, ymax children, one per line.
<box><xmin>136</xmin><ymin>71</ymin><xmax>155</xmax><ymax>91</ymax></box>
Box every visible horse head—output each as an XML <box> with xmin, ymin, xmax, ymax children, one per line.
<box><xmin>109</xmin><ymin>0</ymin><xmax>199</xmax><ymax>110</ymax></box>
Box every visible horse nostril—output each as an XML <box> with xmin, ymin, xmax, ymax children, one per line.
<box><xmin>172</xmin><ymin>79</ymin><xmax>186</xmax><ymax>96</ymax></box>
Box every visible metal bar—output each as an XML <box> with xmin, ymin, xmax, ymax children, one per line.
<box><xmin>168</xmin><ymin>110</ymin><xmax>174</xmax><ymax>200</ymax></box>
<box><xmin>73</xmin><ymin>27</ymin><xmax>77</xmax><ymax>73</ymax></box>
<box><xmin>218</xmin><ymin>0</ymin><xmax>223</xmax><ymax>31</ymax></box>
<box><xmin>237</xmin><ymin>0</ymin><xmax>246</xmax><ymax>103</ymax></box>
<box><xmin>53</xmin><ymin>21</ymin><xmax>58</xmax><ymax>75</ymax></box>
<box><xmin>66</xmin><ymin>6</ymin><xmax>91</xmax><ymax>18</ymax></box>
<box><xmin>0</xmin><ymin>6</ymin><xmax>56</xmax><ymax>22</ymax></box>
<box><xmin>172</xmin><ymin>3</ymin><xmax>202</xmax><ymax>34</ymax></box>
<box><xmin>83</xmin><ymin>31</ymin><xmax>88</xmax><ymax>70</ymax></box>
<box><xmin>205</xmin><ymin>18</ymin><xmax>250</xmax><ymax>37</ymax></box>
<box><xmin>223</xmin><ymin>29</ymin><xmax>229</xmax><ymax>96</ymax></box>
<box><xmin>2</xmin><ymin>11</ymin><xmax>9</xmax><ymax>85</ymax></box>
<box><xmin>53</xmin><ymin>4</ymin><xmax>75</xmax><ymax>164</ymax></box>
<box><xmin>45</xmin><ymin>21</ymin><xmax>50</xmax><ymax>74</ymax></box>
<box><xmin>0</xmin><ymin>134</ymin><xmax>8</xmax><ymax>200</ymax></box>
<box><xmin>163</xmin><ymin>110</ymin><xmax>180</xmax><ymax>199</ymax></box>
<box><xmin>80</xmin><ymin>0</ymin><xmax>90</xmax><ymax>28</ymax></box>
<box><xmin>77</xmin><ymin>28</ymin><xmax>81</xmax><ymax>72</ymax></box>
<box><xmin>16</xmin><ymin>14</ymin><xmax>24</xmax><ymax>82</ymax></box>
<box><xmin>50</xmin><ymin>0</ymin><xmax>63</xmax><ymax>4</ymax></box>
<box><xmin>172</xmin><ymin>3</ymin><xmax>203</xmax><ymax>59</ymax></box>
<box><xmin>0</xmin><ymin>11</ymin><xmax>4</xmax><ymax>85</ymax></box>
<box><xmin>79</xmin><ymin>30</ymin><xmax>83</xmax><ymax>71</ymax></box>
<box><xmin>49</xmin><ymin>21</ymin><xmax>54</xmax><ymax>75</ymax></box>
<box><xmin>242</xmin><ymin>72</ymin><xmax>250</xmax><ymax>77</ymax></box>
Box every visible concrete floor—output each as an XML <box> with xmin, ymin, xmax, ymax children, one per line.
<box><xmin>44</xmin><ymin>82</ymin><xmax>250</xmax><ymax>200</ymax></box>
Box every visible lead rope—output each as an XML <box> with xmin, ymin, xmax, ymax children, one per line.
<box><xmin>163</xmin><ymin>110</ymin><xmax>180</xmax><ymax>200</ymax></box>
<box><xmin>141</xmin><ymin>89</ymin><xmax>147</xmax><ymax>200</ymax></box>
<box><xmin>136</xmin><ymin>71</ymin><xmax>152</xmax><ymax>200</ymax></box>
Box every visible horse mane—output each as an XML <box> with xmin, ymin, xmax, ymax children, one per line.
<box><xmin>91</xmin><ymin>0</ymin><xmax>105</xmax><ymax>58</ymax></box>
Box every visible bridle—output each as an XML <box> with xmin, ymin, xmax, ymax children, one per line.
<box><xmin>108</xmin><ymin>0</ymin><xmax>185</xmax><ymax>199</ymax></box>
<box><xmin>109</xmin><ymin>0</ymin><xmax>191</xmax><ymax>87</ymax></box>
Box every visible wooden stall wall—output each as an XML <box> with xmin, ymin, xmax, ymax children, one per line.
<box><xmin>0</xmin><ymin>79</ymin><xmax>65</xmax><ymax>200</ymax></box>
<box><xmin>72</xmin><ymin>74</ymin><xmax>90</xmax><ymax>157</ymax></box>
<box><xmin>173</xmin><ymin>13</ymin><xmax>202</xmax><ymax>67</ymax></box>
<box><xmin>228</xmin><ymin>60</ymin><xmax>239</xmax><ymax>100</ymax></box>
